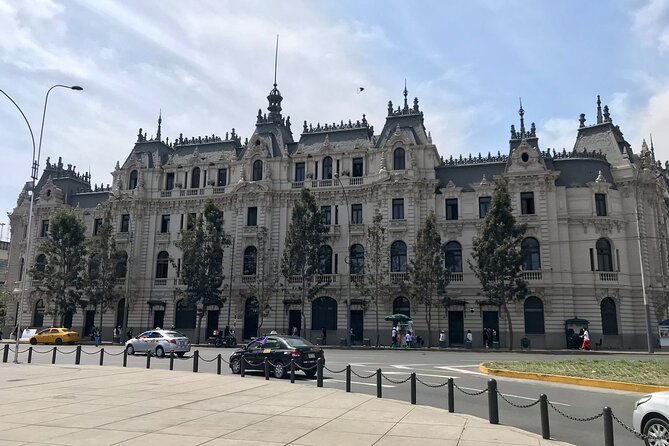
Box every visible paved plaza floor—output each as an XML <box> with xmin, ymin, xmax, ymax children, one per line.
<box><xmin>0</xmin><ymin>364</ymin><xmax>574</xmax><ymax>446</ymax></box>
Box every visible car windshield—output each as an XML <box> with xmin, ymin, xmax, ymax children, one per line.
<box><xmin>284</xmin><ymin>338</ymin><xmax>314</xmax><ymax>348</ymax></box>
<box><xmin>164</xmin><ymin>331</ymin><xmax>185</xmax><ymax>338</ymax></box>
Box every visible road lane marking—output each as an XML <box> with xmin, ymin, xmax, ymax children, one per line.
<box><xmin>436</xmin><ymin>366</ymin><xmax>486</xmax><ymax>376</ymax></box>
<box><xmin>328</xmin><ymin>379</ymin><xmax>396</xmax><ymax>388</ymax></box>
<box><xmin>380</xmin><ymin>371</ymin><xmax>460</xmax><ymax>380</ymax></box>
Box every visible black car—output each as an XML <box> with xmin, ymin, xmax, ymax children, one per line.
<box><xmin>229</xmin><ymin>335</ymin><xmax>324</xmax><ymax>379</ymax></box>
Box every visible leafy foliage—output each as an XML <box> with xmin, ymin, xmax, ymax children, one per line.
<box><xmin>468</xmin><ymin>178</ymin><xmax>527</xmax><ymax>350</ymax></box>
<box><xmin>403</xmin><ymin>211</ymin><xmax>449</xmax><ymax>347</ymax></box>
<box><xmin>31</xmin><ymin>208</ymin><xmax>87</xmax><ymax>325</ymax></box>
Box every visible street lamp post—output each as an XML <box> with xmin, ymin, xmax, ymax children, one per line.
<box><xmin>0</xmin><ymin>84</ymin><xmax>83</xmax><ymax>363</ymax></box>
<box><xmin>634</xmin><ymin>166</ymin><xmax>655</xmax><ymax>353</ymax></box>
<box><xmin>334</xmin><ymin>172</ymin><xmax>352</xmax><ymax>346</ymax></box>
<box><xmin>226</xmin><ymin>235</ymin><xmax>236</xmax><ymax>327</ymax></box>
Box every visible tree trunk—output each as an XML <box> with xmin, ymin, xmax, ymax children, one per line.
<box><xmin>425</xmin><ymin>302</ymin><xmax>432</xmax><ymax>348</ymax></box>
<box><xmin>196</xmin><ymin>314</ymin><xmax>203</xmax><ymax>345</ymax></box>
<box><xmin>301</xmin><ymin>278</ymin><xmax>307</xmax><ymax>339</ymax></box>
<box><xmin>375</xmin><ymin>299</ymin><xmax>380</xmax><ymax>348</ymax></box>
<box><xmin>502</xmin><ymin>302</ymin><xmax>513</xmax><ymax>351</ymax></box>
<box><xmin>99</xmin><ymin>308</ymin><xmax>104</xmax><ymax>339</ymax></box>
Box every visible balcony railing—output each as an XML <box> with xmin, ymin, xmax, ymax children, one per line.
<box><xmin>160</xmin><ymin>191</ymin><xmax>172</xmax><ymax>198</ymax></box>
<box><xmin>389</xmin><ymin>219</ymin><xmax>407</xmax><ymax>231</ymax></box>
<box><xmin>448</xmin><ymin>273</ymin><xmax>463</xmax><ymax>282</ymax></box>
<box><xmin>291</xmin><ymin>181</ymin><xmax>304</xmax><ymax>189</ymax></box>
<box><xmin>349</xmin><ymin>177</ymin><xmax>364</xmax><ymax>186</ymax></box>
<box><xmin>314</xmin><ymin>274</ymin><xmax>337</xmax><ymax>284</ymax></box>
<box><xmin>115</xmin><ymin>278</ymin><xmax>126</xmax><ymax>286</ymax></box>
<box><xmin>241</xmin><ymin>275</ymin><xmax>256</xmax><ymax>284</ymax></box>
<box><xmin>213</xmin><ymin>186</ymin><xmax>226</xmax><ymax>194</ymax></box>
<box><xmin>287</xmin><ymin>276</ymin><xmax>303</xmax><ymax>284</ymax></box>
<box><xmin>390</xmin><ymin>272</ymin><xmax>407</xmax><ymax>283</ymax></box>
<box><xmin>154</xmin><ymin>278</ymin><xmax>168</xmax><ymax>286</ymax></box>
<box><xmin>243</xmin><ymin>226</ymin><xmax>258</xmax><ymax>235</ymax></box>
<box><xmin>350</xmin><ymin>224</ymin><xmax>364</xmax><ymax>235</ymax></box>
<box><xmin>311</xmin><ymin>179</ymin><xmax>333</xmax><ymax>188</ymax></box>
<box><xmin>173</xmin><ymin>278</ymin><xmax>184</xmax><ymax>286</ymax></box>
<box><xmin>155</xmin><ymin>232</ymin><xmax>170</xmax><ymax>243</ymax></box>
<box><xmin>522</xmin><ymin>271</ymin><xmax>543</xmax><ymax>281</ymax></box>
<box><xmin>598</xmin><ymin>272</ymin><xmax>618</xmax><ymax>281</ymax></box>
<box><xmin>350</xmin><ymin>274</ymin><xmax>364</xmax><ymax>284</ymax></box>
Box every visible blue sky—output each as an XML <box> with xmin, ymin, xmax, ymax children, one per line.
<box><xmin>1</xmin><ymin>0</ymin><xmax>668</xmax><ymax>240</ymax></box>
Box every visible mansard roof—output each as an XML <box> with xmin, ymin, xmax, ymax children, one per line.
<box><xmin>69</xmin><ymin>190</ymin><xmax>111</xmax><ymax>209</ymax></box>
<box><xmin>296</xmin><ymin>117</ymin><xmax>373</xmax><ymax>154</ymax></box>
<box><xmin>34</xmin><ymin>156</ymin><xmax>92</xmax><ymax>199</ymax></box>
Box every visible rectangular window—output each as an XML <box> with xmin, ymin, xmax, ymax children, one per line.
<box><xmin>93</xmin><ymin>218</ymin><xmax>103</xmax><ymax>236</ymax></box>
<box><xmin>295</xmin><ymin>162</ymin><xmax>305</xmax><ymax>182</ymax></box>
<box><xmin>40</xmin><ymin>220</ymin><xmax>49</xmax><ymax>237</ymax></box>
<box><xmin>165</xmin><ymin>172</ymin><xmax>175</xmax><ymax>190</ymax></box>
<box><xmin>187</xmin><ymin>213</ymin><xmax>196</xmax><ymax>230</ymax></box>
<box><xmin>217</xmin><ymin>168</ymin><xmax>227</xmax><ymax>187</ymax></box>
<box><xmin>160</xmin><ymin>215</ymin><xmax>170</xmax><ymax>233</ymax></box>
<box><xmin>351</xmin><ymin>204</ymin><xmax>363</xmax><ymax>224</ymax></box>
<box><xmin>247</xmin><ymin>207</ymin><xmax>258</xmax><ymax>226</ymax></box>
<box><xmin>595</xmin><ymin>193</ymin><xmax>607</xmax><ymax>216</ymax></box>
<box><xmin>321</xmin><ymin>206</ymin><xmax>332</xmax><ymax>225</ymax></box>
<box><xmin>589</xmin><ymin>248</ymin><xmax>595</xmax><ymax>272</ymax></box>
<box><xmin>521</xmin><ymin>192</ymin><xmax>535</xmax><ymax>215</ymax></box>
<box><xmin>120</xmin><ymin>214</ymin><xmax>130</xmax><ymax>233</ymax></box>
<box><xmin>479</xmin><ymin>196</ymin><xmax>491</xmax><ymax>218</ymax></box>
<box><xmin>314</xmin><ymin>161</ymin><xmax>318</xmax><ymax>180</ymax></box>
<box><xmin>616</xmin><ymin>249</ymin><xmax>620</xmax><ymax>272</ymax></box>
<box><xmin>445</xmin><ymin>199</ymin><xmax>459</xmax><ymax>220</ymax></box>
<box><xmin>180</xmin><ymin>214</ymin><xmax>184</xmax><ymax>231</ymax></box>
<box><xmin>352</xmin><ymin>158</ymin><xmax>364</xmax><ymax>177</ymax></box>
<box><xmin>392</xmin><ymin>198</ymin><xmax>404</xmax><ymax>220</ymax></box>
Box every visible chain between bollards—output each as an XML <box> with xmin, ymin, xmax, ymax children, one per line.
<box><xmin>27</xmin><ymin>346</ymin><xmax>33</xmax><ymax>363</ymax></box>
<box><xmin>193</xmin><ymin>350</ymin><xmax>199</xmax><ymax>373</ymax></box>
<box><xmin>317</xmin><ymin>358</ymin><xmax>324</xmax><ymax>387</ymax></box>
<box><xmin>2</xmin><ymin>344</ymin><xmax>9</xmax><ymax>363</ymax></box>
<box><xmin>290</xmin><ymin>359</ymin><xmax>296</xmax><ymax>383</ymax></box>
<box><xmin>603</xmin><ymin>406</ymin><xmax>614</xmax><ymax>446</ymax></box>
<box><xmin>51</xmin><ymin>346</ymin><xmax>57</xmax><ymax>364</ymax></box>
<box><xmin>146</xmin><ymin>352</ymin><xmax>151</xmax><ymax>369</ymax></box>
<box><xmin>346</xmin><ymin>365</ymin><xmax>351</xmax><ymax>392</ymax></box>
<box><xmin>99</xmin><ymin>348</ymin><xmax>104</xmax><ymax>366</ymax></box>
<box><xmin>448</xmin><ymin>377</ymin><xmax>455</xmax><ymax>413</ymax></box>
<box><xmin>487</xmin><ymin>379</ymin><xmax>499</xmax><ymax>424</ymax></box>
<box><xmin>264</xmin><ymin>358</ymin><xmax>270</xmax><ymax>380</ymax></box>
<box><xmin>540</xmin><ymin>394</ymin><xmax>550</xmax><ymax>439</ymax></box>
<box><xmin>410</xmin><ymin>372</ymin><xmax>417</xmax><ymax>405</ymax></box>
<box><xmin>75</xmin><ymin>345</ymin><xmax>81</xmax><ymax>365</ymax></box>
<box><xmin>169</xmin><ymin>352</ymin><xmax>175</xmax><ymax>370</ymax></box>
<box><xmin>217</xmin><ymin>354</ymin><xmax>222</xmax><ymax>375</ymax></box>
<box><xmin>376</xmin><ymin>368</ymin><xmax>382</xmax><ymax>398</ymax></box>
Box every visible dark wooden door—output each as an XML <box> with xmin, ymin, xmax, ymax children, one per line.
<box><xmin>448</xmin><ymin>311</ymin><xmax>464</xmax><ymax>345</ymax></box>
<box><xmin>206</xmin><ymin>310</ymin><xmax>219</xmax><ymax>339</ymax></box>
<box><xmin>351</xmin><ymin>310</ymin><xmax>364</xmax><ymax>344</ymax></box>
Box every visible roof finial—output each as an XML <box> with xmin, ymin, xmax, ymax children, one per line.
<box><xmin>596</xmin><ymin>95</ymin><xmax>603</xmax><ymax>124</ymax></box>
<box><xmin>650</xmin><ymin>133</ymin><xmax>656</xmax><ymax>159</ymax></box>
<box><xmin>519</xmin><ymin>97</ymin><xmax>526</xmax><ymax>136</ymax></box>
<box><xmin>403</xmin><ymin>79</ymin><xmax>409</xmax><ymax>111</ymax></box>
<box><xmin>156</xmin><ymin>109</ymin><xmax>162</xmax><ymax>141</ymax></box>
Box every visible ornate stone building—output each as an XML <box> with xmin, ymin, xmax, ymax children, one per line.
<box><xmin>5</xmin><ymin>83</ymin><xmax>669</xmax><ymax>349</ymax></box>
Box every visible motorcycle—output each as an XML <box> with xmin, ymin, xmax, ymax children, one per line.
<box><xmin>207</xmin><ymin>330</ymin><xmax>237</xmax><ymax>348</ymax></box>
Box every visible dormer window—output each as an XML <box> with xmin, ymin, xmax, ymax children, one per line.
<box><xmin>128</xmin><ymin>170</ymin><xmax>138</xmax><ymax>190</ymax></box>
<box><xmin>252</xmin><ymin>160</ymin><xmax>263</xmax><ymax>181</ymax></box>
<box><xmin>393</xmin><ymin>148</ymin><xmax>405</xmax><ymax>170</ymax></box>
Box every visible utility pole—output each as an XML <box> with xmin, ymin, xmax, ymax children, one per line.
<box><xmin>226</xmin><ymin>235</ymin><xmax>235</xmax><ymax>327</ymax></box>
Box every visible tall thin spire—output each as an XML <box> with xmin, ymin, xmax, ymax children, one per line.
<box><xmin>596</xmin><ymin>95</ymin><xmax>603</xmax><ymax>124</ymax></box>
<box><xmin>273</xmin><ymin>34</ymin><xmax>279</xmax><ymax>88</ymax></box>
<box><xmin>403</xmin><ymin>79</ymin><xmax>408</xmax><ymax>111</ymax></box>
<box><xmin>519</xmin><ymin>97</ymin><xmax>526</xmax><ymax>136</ymax></box>
<box><xmin>266</xmin><ymin>35</ymin><xmax>283</xmax><ymax>122</ymax></box>
<box><xmin>156</xmin><ymin>109</ymin><xmax>162</xmax><ymax>141</ymax></box>
<box><xmin>650</xmin><ymin>133</ymin><xmax>656</xmax><ymax>159</ymax></box>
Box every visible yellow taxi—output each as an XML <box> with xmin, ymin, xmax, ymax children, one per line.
<box><xmin>29</xmin><ymin>328</ymin><xmax>81</xmax><ymax>345</ymax></box>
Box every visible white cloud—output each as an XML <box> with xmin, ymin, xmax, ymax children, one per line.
<box><xmin>538</xmin><ymin>118</ymin><xmax>577</xmax><ymax>152</ymax></box>
<box><xmin>633</xmin><ymin>0</ymin><xmax>669</xmax><ymax>52</ymax></box>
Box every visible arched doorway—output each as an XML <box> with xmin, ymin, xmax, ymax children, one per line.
<box><xmin>311</xmin><ymin>296</ymin><xmax>337</xmax><ymax>331</ymax></box>
<box><xmin>115</xmin><ymin>298</ymin><xmax>126</xmax><ymax>328</ymax></box>
<box><xmin>33</xmin><ymin>299</ymin><xmax>45</xmax><ymax>327</ymax></box>
<box><xmin>243</xmin><ymin>297</ymin><xmax>259</xmax><ymax>340</ymax></box>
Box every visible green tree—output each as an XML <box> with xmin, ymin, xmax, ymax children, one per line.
<box><xmin>32</xmin><ymin>208</ymin><xmax>87</xmax><ymax>325</ymax></box>
<box><xmin>281</xmin><ymin>188</ymin><xmax>329</xmax><ymax>337</ymax></box>
<box><xmin>0</xmin><ymin>287</ymin><xmax>11</xmax><ymax>328</ymax></box>
<box><xmin>403</xmin><ymin>211</ymin><xmax>449</xmax><ymax>347</ymax></box>
<box><xmin>83</xmin><ymin>210</ymin><xmax>124</xmax><ymax>330</ymax></box>
<box><xmin>468</xmin><ymin>178</ymin><xmax>527</xmax><ymax>350</ymax></box>
<box><xmin>354</xmin><ymin>211</ymin><xmax>390</xmax><ymax>347</ymax></box>
<box><xmin>243</xmin><ymin>226</ymin><xmax>280</xmax><ymax>336</ymax></box>
<box><xmin>175</xmin><ymin>200</ymin><xmax>229</xmax><ymax>344</ymax></box>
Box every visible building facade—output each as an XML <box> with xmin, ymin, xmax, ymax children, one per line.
<box><xmin>5</xmin><ymin>84</ymin><xmax>669</xmax><ymax>349</ymax></box>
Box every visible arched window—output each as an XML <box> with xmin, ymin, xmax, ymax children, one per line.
<box><xmin>601</xmin><ymin>297</ymin><xmax>618</xmax><ymax>335</ymax></box>
<box><xmin>390</xmin><ymin>241</ymin><xmax>407</xmax><ymax>272</ymax></box>
<box><xmin>523</xmin><ymin>297</ymin><xmax>545</xmax><ymax>334</ymax></box>
<box><xmin>116</xmin><ymin>252</ymin><xmax>128</xmax><ymax>277</ymax></box>
<box><xmin>596</xmin><ymin>238</ymin><xmax>613</xmax><ymax>271</ymax></box>
<box><xmin>350</xmin><ymin>244</ymin><xmax>365</xmax><ymax>274</ymax></box>
<box><xmin>155</xmin><ymin>251</ymin><xmax>170</xmax><ymax>279</ymax></box>
<box><xmin>243</xmin><ymin>246</ymin><xmax>258</xmax><ymax>276</ymax></box>
<box><xmin>252</xmin><ymin>160</ymin><xmax>263</xmax><ymax>181</ymax></box>
<box><xmin>33</xmin><ymin>299</ymin><xmax>45</xmax><ymax>327</ymax></box>
<box><xmin>115</xmin><ymin>298</ymin><xmax>126</xmax><ymax>327</ymax></box>
<box><xmin>175</xmin><ymin>299</ymin><xmax>196</xmax><ymax>329</ymax></box>
<box><xmin>311</xmin><ymin>296</ymin><xmax>337</xmax><ymax>330</ymax></box>
<box><xmin>322</xmin><ymin>156</ymin><xmax>333</xmax><ymax>180</ymax></box>
<box><xmin>35</xmin><ymin>254</ymin><xmax>47</xmax><ymax>273</ymax></box>
<box><xmin>128</xmin><ymin>170</ymin><xmax>138</xmax><ymax>190</ymax></box>
<box><xmin>191</xmin><ymin>167</ymin><xmax>200</xmax><ymax>189</ymax></box>
<box><xmin>393</xmin><ymin>148</ymin><xmax>406</xmax><ymax>170</ymax></box>
<box><xmin>318</xmin><ymin>245</ymin><xmax>333</xmax><ymax>274</ymax></box>
<box><xmin>444</xmin><ymin>241</ymin><xmax>462</xmax><ymax>272</ymax></box>
<box><xmin>521</xmin><ymin>238</ymin><xmax>541</xmax><ymax>271</ymax></box>
<box><xmin>393</xmin><ymin>296</ymin><xmax>410</xmax><ymax>317</ymax></box>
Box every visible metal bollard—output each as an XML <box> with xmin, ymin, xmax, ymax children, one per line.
<box><xmin>240</xmin><ymin>357</ymin><xmax>246</xmax><ymax>377</ymax></box>
<box><xmin>448</xmin><ymin>378</ymin><xmax>455</xmax><ymax>413</ymax></box>
<box><xmin>2</xmin><ymin>344</ymin><xmax>8</xmax><ymax>363</ymax></box>
<box><xmin>264</xmin><ymin>358</ymin><xmax>270</xmax><ymax>380</ymax></box>
<box><xmin>290</xmin><ymin>360</ymin><xmax>295</xmax><ymax>383</ymax></box>
<box><xmin>540</xmin><ymin>394</ymin><xmax>550</xmax><ymax>440</ymax></box>
<box><xmin>317</xmin><ymin>358</ymin><xmax>324</xmax><ymax>387</ymax></box>
<box><xmin>487</xmin><ymin>379</ymin><xmax>499</xmax><ymax>424</ymax></box>
<box><xmin>75</xmin><ymin>345</ymin><xmax>81</xmax><ymax>365</ymax></box>
<box><xmin>603</xmin><ymin>407</ymin><xmax>614</xmax><ymax>446</ymax></box>
<box><xmin>51</xmin><ymin>347</ymin><xmax>57</xmax><ymax>364</ymax></box>
<box><xmin>169</xmin><ymin>352</ymin><xmax>175</xmax><ymax>370</ymax></box>
<box><xmin>27</xmin><ymin>347</ymin><xmax>33</xmax><ymax>364</ymax></box>
<box><xmin>146</xmin><ymin>352</ymin><xmax>151</xmax><ymax>369</ymax></box>
<box><xmin>123</xmin><ymin>349</ymin><xmax>127</xmax><ymax>367</ymax></box>
<box><xmin>192</xmin><ymin>350</ymin><xmax>199</xmax><ymax>373</ymax></box>
<box><xmin>99</xmin><ymin>348</ymin><xmax>104</xmax><ymax>366</ymax></box>
<box><xmin>217</xmin><ymin>354</ymin><xmax>222</xmax><ymax>375</ymax></box>
<box><xmin>346</xmin><ymin>365</ymin><xmax>351</xmax><ymax>393</ymax></box>
<box><xmin>376</xmin><ymin>369</ymin><xmax>382</xmax><ymax>398</ymax></box>
<box><xmin>410</xmin><ymin>372</ymin><xmax>417</xmax><ymax>405</ymax></box>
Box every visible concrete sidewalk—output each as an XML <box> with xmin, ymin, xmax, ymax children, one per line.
<box><xmin>0</xmin><ymin>364</ymin><xmax>573</xmax><ymax>446</ymax></box>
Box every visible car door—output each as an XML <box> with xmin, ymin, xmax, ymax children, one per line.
<box><xmin>48</xmin><ymin>328</ymin><xmax>60</xmax><ymax>344</ymax></box>
<box><xmin>244</xmin><ymin>341</ymin><xmax>264</xmax><ymax>369</ymax></box>
<box><xmin>260</xmin><ymin>338</ymin><xmax>281</xmax><ymax>364</ymax></box>
<box><xmin>135</xmin><ymin>331</ymin><xmax>152</xmax><ymax>352</ymax></box>
<box><xmin>148</xmin><ymin>331</ymin><xmax>164</xmax><ymax>353</ymax></box>
<box><xmin>35</xmin><ymin>329</ymin><xmax>50</xmax><ymax>343</ymax></box>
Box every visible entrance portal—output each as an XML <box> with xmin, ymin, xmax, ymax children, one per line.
<box><xmin>448</xmin><ymin>311</ymin><xmax>464</xmax><ymax>345</ymax></box>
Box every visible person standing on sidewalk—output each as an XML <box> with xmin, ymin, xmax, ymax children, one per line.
<box><xmin>94</xmin><ymin>328</ymin><xmax>101</xmax><ymax>347</ymax></box>
<box><xmin>439</xmin><ymin>330</ymin><xmax>446</xmax><ymax>348</ymax></box>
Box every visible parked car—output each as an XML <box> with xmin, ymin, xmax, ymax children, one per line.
<box><xmin>633</xmin><ymin>391</ymin><xmax>669</xmax><ymax>445</ymax></box>
<box><xmin>229</xmin><ymin>335</ymin><xmax>324</xmax><ymax>379</ymax></box>
<box><xmin>29</xmin><ymin>328</ymin><xmax>80</xmax><ymax>345</ymax></box>
<box><xmin>125</xmin><ymin>329</ymin><xmax>191</xmax><ymax>358</ymax></box>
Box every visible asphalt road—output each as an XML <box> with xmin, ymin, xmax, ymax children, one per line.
<box><xmin>9</xmin><ymin>344</ymin><xmax>663</xmax><ymax>446</ymax></box>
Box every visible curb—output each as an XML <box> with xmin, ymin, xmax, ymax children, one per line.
<box><xmin>479</xmin><ymin>363</ymin><xmax>669</xmax><ymax>393</ymax></box>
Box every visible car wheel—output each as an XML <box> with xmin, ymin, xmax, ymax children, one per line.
<box><xmin>273</xmin><ymin>361</ymin><xmax>286</xmax><ymax>379</ymax></box>
<box><xmin>29</xmin><ymin>338</ymin><xmax>37</xmax><ymax>345</ymax></box>
<box><xmin>643</xmin><ymin>417</ymin><xmax>669</xmax><ymax>446</ymax></box>
<box><xmin>304</xmin><ymin>368</ymin><xmax>317</xmax><ymax>378</ymax></box>
<box><xmin>230</xmin><ymin>358</ymin><xmax>241</xmax><ymax>374</ymax></box>
<box><xmin>176</xmin><ymin>352</ymin><xmax>185</xmax><ymax>358</ymax></box>
<box><xmin>155</xmin><ymin>346</ymin><xmax>165</xmax><ymax>358</ymax></box>
<box><xmin>55</xmin><ymin>338</ymin><xmax>63</xmax><ymax>345</ymax></box>
<box><xmin>126</xmin><ymin>345</ymin><xmax>135</xmax><ymax>355</ymax></box>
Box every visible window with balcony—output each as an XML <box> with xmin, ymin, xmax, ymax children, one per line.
<box><xmin>295</xmin><ymin>162</ymin><xmax>305</xmax><ymax>182</ymax></box>
<box><xmin>120</xmin><ymin>214</ymin><xmax>130</xmax><ymax>233</ymax></box>
<box><xmin>252</xmin><ymin>160</ymin><xmax>263</xmax><ymax>181</ymax></box>
<box><xmin>160</xmin><ymin>215</ymin><xmax>170</xmax><ymax>233</ymax></box>
<box><xmin>595</xmin><ymin>193</ymin><xmax>607</xmax><ymax>216</ymax></box>
<box><xmin>521</xmin><ymin>237</ymin><xmax>541</xmax><ymax>270</ymax></box>
<box><xmin>217</xmin><ymin>168</ymin><xmax>227</xmax><ymax>186</ymax></box>
<box><xmin>40</xmin><ymin>220</ymin><xmax>49</xmax><ymax>237</ymax></box>
<box><xmin>247</xmin><ymin>207</ymin><xmax>258</xmax><ymax>227</ymax></box>
<box><xmin>596</xmin><ymin>238</ymin><xmax>613</xmax><ymax>271</ymax></box>
<box><xmin>352</xmin><ymin>158</ymin><xmax>364</xmax><ymax>177</ymax></box>
<box><xmin>155</xmin><ymin>251</ymin><xmax>169</xmax><ymax>279</ymax></box>
<box><xmin>35</xmin><ymin>254</ymin><xmax>47</xmax><ymax>273</ymax></box>
<box><xmin>521</xmin><ymin>192</ymin><xmax>535</xmax><ymax>215</ymax></box>
<box><xmin>322</xmin><ymin>156</ymin><xmax>333</xmax><ymax>180</ymax></box>
<box><xmin>116</xmin><ymin>252</ymin><xmax>128</xmax><ymax>277</ymax></box>
<box><xmin>128</xmin><ymin>170</ymin><xmax>138</xmax><ymax>190</ymax></box>
<box><xmin>350</xmin><ymin>244</ymin><xmax>365</xmax><ymax>274</ymax></box>
<box><xmin>523</xmin><ymin>297</ymin><xmax>545</xmax><ymax>334</ymax></box>
<box><xmin>191</xmin><ymin>167</ymin><xmax>200</xmax><ymax>189</ymax></box>
<box><xmin>393</xmin><ymin>296</ymin><xmax>410</xmax><ymax>317</ymax></box>
<box><xmin>93</xmin><ymin>218</ymin><xmax>103</xmax><ymax>236</ymax></box>
<box><xmin>479</xmin><ymin>196</ymin><xmax>491</xmax><ymax>218</ymax></box>
<box><xmin>391</xmin><ymin>240</ymin><xmax>407</xmax><ymax>272</ymax></box>
<box><xmin>392</xmin><ymin>198</ymin><xmax>404</xmax><ymax>220</ymax></box>
<box><xmin>165</xmin><ymin>172</ymin><xmax>175</xmax><ymax>190</ymax></box>
<box><xmin>393</xmin><ymin>148</ymin><xmax>405</xmax><ymax>170</ymax></box>
<box><xmin>318</xmin><ymin>245</ymin><xmax>333</xmax><ymax>274</ymax></box>
<box><xmin>243</xmin><ymin>246</ymin><xmax>257</xmax><ymax>275</ymax></box>
<box><xmin>444</xmin><ymin>241</ymin><xmax>462</xmax><ymax>272</ymax></box>
<box><xmin>351</xmin><ymin>204</ymin><xmax>363</xmax><ymax>224</ymax></box>
<box><xmin>321</xmin><ymin>206</ymin><xmax>332</xmax><ymax>225</ymax></box>
<box><xmin>445</xmin><ymin>199</ymin><xmax>459</xmax><ymax>220</ymax></box>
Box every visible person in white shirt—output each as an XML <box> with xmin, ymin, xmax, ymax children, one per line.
<box><xmin>581</xmin><ymin>328</ymin><xmax>591</xmax><ymax>350</ymax></box>
<box><xmin>466</xmin><ymin>330</ymin><xmax>473</xmax><ymax>348</ymax></box>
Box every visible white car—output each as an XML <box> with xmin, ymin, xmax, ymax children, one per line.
<box><xmin>125</xmin><ymin>329</ymin><xmax>191</xmax><ymax>358</ymax></box>
<box><xmin>633</xmin><ymin>391</ymin><xmax>669</xmax><ymax>445</ymax></box>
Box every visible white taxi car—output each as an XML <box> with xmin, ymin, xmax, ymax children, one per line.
<box><xmin>125</xmin><ymin>329</ymin><xmax>191</xmax><ymax>358</ymax></box>
<box><xmin>633</xmin><ymin>391</ymin><xmax>669</xmax><ymax>445</ymax></box>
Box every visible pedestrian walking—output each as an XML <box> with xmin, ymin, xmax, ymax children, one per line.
<box><xmin>89</xmin><ymin>325</ymin><xmax>96</xmax><ymax>341</ymax></box>
<box><xmin>94</xmin><ymin>327</ymin><xmax>101</xmax><ymax>347</ymax></box>
<box><xmin>391</xmin><ymin>326</ymin><xmax>397</xmax><ymax>348</ymax></box>
<box><xmin>466</xmin><ymin>329</ymin><xmax>473</xmax><ymax>349</ymax></box>
<box><xmin>126</xmin><ymin>328</ymin><xmax>133</xmax><ymax>341</ymax></box>
<box><xmin>321</xmin><ymin>328</ymin><xmax>327</xmax><ymax>345</ymax></box>
<box><xmin>404</xmin><ymin>331</ymin><xmax>412</xmax><ymax>348</ymax></box>
<box><xmin>291</xmin><ymin>326</ymin><xmax>298</xmax><ymax>336</ymax></box>
<box><xmin>113</xmin><ymin>326</ymin><xmax>121</xmax><ymax>344</ymax></box>
<box><xmin>439</xmin><ymin>330</ymin><xmax>446</xmax><ymax>348</ymax></box>
<box><xmin>581</xmin><ymin>327</ymin><xmax>592</xmax><ymax>350</ymax></box>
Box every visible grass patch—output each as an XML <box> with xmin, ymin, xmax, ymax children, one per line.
<box><xmin>484</xmin><ymin>359</ymin><xmax>669</xmax><ymax>386</ymax></box>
